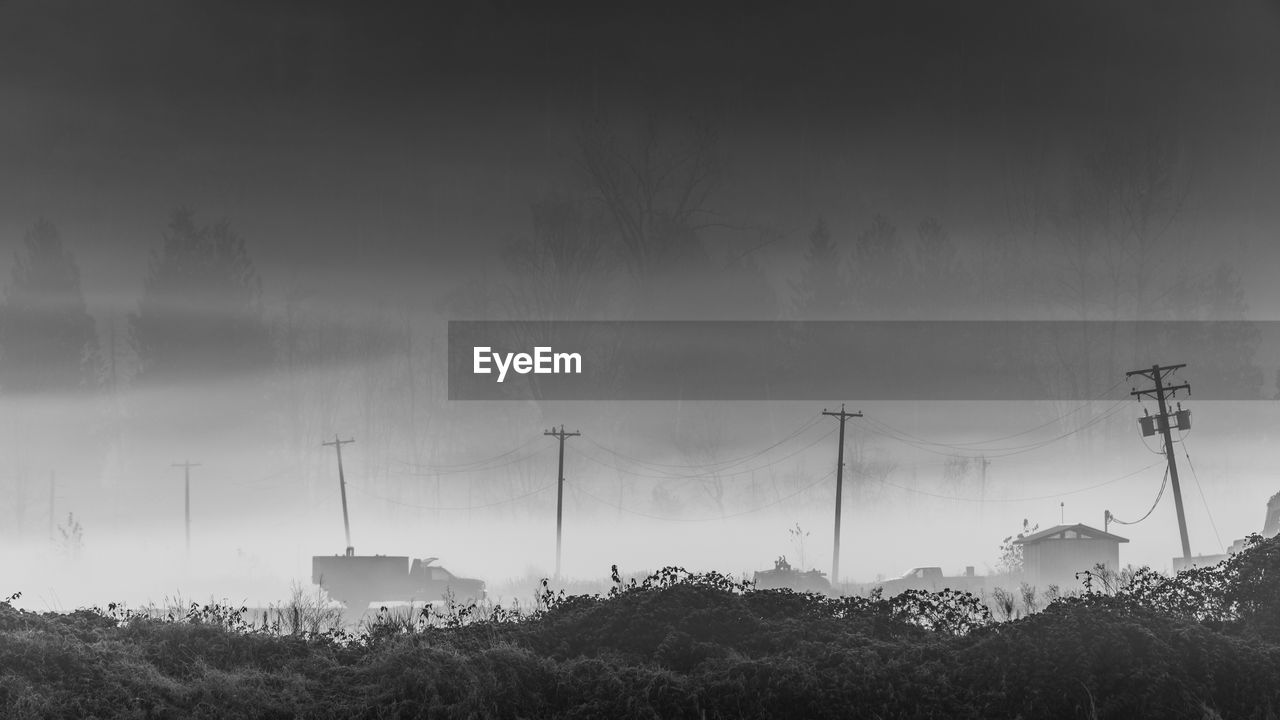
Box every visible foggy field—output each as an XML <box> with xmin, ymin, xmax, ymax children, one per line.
<box><xmin>5</xmin><ymin>536</ymin><xmax>1280</xmax><ymax>719</ymax></box>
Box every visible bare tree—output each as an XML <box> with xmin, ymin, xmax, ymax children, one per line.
<box><xmin>575</xmin><ymin>114</ymin><xmax>719</xmax><ymax>278</ymax></box>
<box><xmin>501</xmin><ymin>195</ymin><xmax>614</xmax><ymax>321</ymax></box>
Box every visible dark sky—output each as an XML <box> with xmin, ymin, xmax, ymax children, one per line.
<box><xmin>3</xmin><ymin>0</ymin><xmax>1279</xmax><ymax>315</ymax></box>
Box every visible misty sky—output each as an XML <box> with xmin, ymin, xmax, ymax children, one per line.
<box><xmin>3</xmin><ymin>1</ymin><xmax>1279</xmax><ymax>314</ymax></box>
<box><xmin>2</xmin><ymin>2</ymin><xmax>1280</xmax><ymax>608</ymax></box>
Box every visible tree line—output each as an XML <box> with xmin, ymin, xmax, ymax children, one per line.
<box><xmin>0</xmin><ymin>113</ymin><xmax>1265</xmax><ymax>529</ymax></box>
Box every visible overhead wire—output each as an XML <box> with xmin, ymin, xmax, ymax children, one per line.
<box><xmin>569</xmin><ymin>427</ymin><xmax>836</xmax><ymax>481</ymax></box>
<box><xmin>1180</xmin><ymin>439</ymin><xmax>1224</xmax><ymax>553</ymax></box>
<box><xmin>389</xmin><ymin>445</ymin><xmax>552</xmax><ymax>477</ymax></box>
<box><xmin>566</xmin><ymin>468</ymin><xmax>837</xmax><ymax>523</ymax></box>
<box><xmin>859</xmin><ymin>399</ymin><xmax>1132</xmax><ymax>459</ymax></box>
<box><xmin>389</xmin><ymin>435</ymin><xmax>543</xmax><ymax>471</ymax></box>
<box><xmin>1107</xmin><ymin>465</ymin><xmax>1169</xmax><ymax>526</ymax></box>
<box><xmin>868</xmin><ymin>377</ymin><xmax>1130</xmax><ymax>451</ymax></box>
<box><xmin>582</xmin><ymin>415</ymin><xmax>823</xmax><ymax>472</ymax></box>
<box><xmin>228</xmin><ymin>463</ymin><xmax>300</xmax><ymax>488</ymax></box>
<box><xmin>346</xmin><ymin>480</ymin><xmax>556</xmax><ymax>511</ymax></box>
<box><xmin>288</xmin><ymin>380</ymin><xmax>1168</xmax><ymax>521</ymax></box>
<box><xmin>869</xmin><ymin>460</ymin><xmax>1165</xmax><ymax>504</ymax></box>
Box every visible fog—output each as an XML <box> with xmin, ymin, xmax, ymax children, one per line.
<box><xmin>2</xmin><ymin>1</ymin><xmax>1279</xmax><ymax>613</ymax></box>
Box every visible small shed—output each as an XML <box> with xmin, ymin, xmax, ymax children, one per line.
<box><xmin>1013</xmin><ymin>523</ymin><xmax>1128</xmax><ymax>590</ymax></box>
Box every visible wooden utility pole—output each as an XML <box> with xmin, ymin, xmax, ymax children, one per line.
<box><xmin>822</xmin><ymin>404</ymin><xmax>862</xmax><ymax>587</ymax></box>
<box><xmin>322</xmin><ymin>435</ymin><xmax>356</xmax><ymax>556</ymax></box>
<box><xmin>172</xmin><ymin>461</ymin><xmax>201</xmax><ymax>555</ymax></box>
<box><xmin>545</xmin><ymin>425</ymin><xmax>580</xmax><ymax>580</ymax></box>
<box><xmin>1127</xmin><ymin>364</ymin><xmax>1192</xmax><ymax>560</ymax></box>
<box><xmin>978</xmin><ymin>455</ymin><xmax>990</xmax><ymax>524</ymax></box>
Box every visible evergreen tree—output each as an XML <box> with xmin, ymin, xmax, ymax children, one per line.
<box><xmin>0</xmin><ymin>220</ymin><xmax>99</xmax><ymax>395</ymax></box>
<box><xmin>129</xmin><ymin>210</ymin><xmax>272</xmax><ymax>385</ymax></box>
<box><xmin>790</xmin><ymin>218</ymin><xmax>846</xmax><ymax>319</ymax></box>
<box><xmin>847</xmin><ymin>214</ymin><xmax>907</xmax><ymax>314</ymax></box>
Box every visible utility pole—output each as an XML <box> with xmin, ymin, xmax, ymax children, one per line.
<box><xmin>545</xmin><ymin>425</ymin><xmax>580</xmax><ymax>580</ymax></box>
<box><xmin>172</xmin><ymin>461</ymin><xmax>201</xmax><ymax>555</ymax></box>
<box><xmin>978</xmin><ymin>455</ymin><xmax>990</xmax><ymax>525</ymax></box>
<box><xmin>322</xmin><ymin>435</ymin><xmax>356</xmax><ymax>556</ymax></box>
<box><xmin>1127</xmin><ymin>364</ymin><xmax>1192</xmax><ymax>560</ymax></box>
<box><xmin>822</xmin><ymin>404</ymin><xmax>862</xmax><ymax>587</ymax></box>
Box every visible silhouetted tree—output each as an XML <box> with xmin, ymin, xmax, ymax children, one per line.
<box><xmin>1164</xmin><ymin>263</ymin><xmax>1263</xmax><ymax>399</ymax></box>
<box><xmin>0</xmin><ymin>220</ymin><xmax>99</xmax><ymax>395</ymax></box>
<box><xmin>790</xmin><ymin>218</ymin><xmax>846</xmax><ymax>319</ymax></box>
<box><xmin>501</xmin><ymin>194</ymin><xmax>613</xmax><ymax>321</ymax></box>
<box><xmin>575</xmin><ymin>115</ymin><xmax>717</xmax><ymax>278</ymax></box>
<box><xmin>910</xmin><ymin>218</ymin><xmax>970</xmax><ymax>316</ymax></box>
<box><xmin>846</xmin><ymin>214</ymin><xmax>908</xmax><ymax>315</ymax></box>
<box><xmin>498</xmin><ymin>194</ymin><xmax>625</xmax><ymax>403</ymax></box>
<box><xmin>129</xmin><ymin>210</ymin><xmax>272</xmax><ymax>386</ymax></box>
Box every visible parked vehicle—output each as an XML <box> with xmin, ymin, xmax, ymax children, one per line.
<box><xmin>752</xmin><ymin>556</ymin><xmax>831</xmax><ymax>594</ymax></box>
<box><xmin>312</xmin><ymin>554</ymin><xmax>485</xmax><ymax>619</ymax></box>
<box><xmin>876</xmin><ymin>565</ymin><xmax>982</xmax><ymax>595</ymax></box>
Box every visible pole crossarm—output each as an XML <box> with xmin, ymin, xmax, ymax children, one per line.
<box><xmin>1127</xmin><ymin>364</ymin><xmax>1189</xmax><ymax>399</ymax></box>
<box><xmin>1126</xmin><ymin>363</ymin><xmax>1186</xmax><ymax>378</ymax></box>
<box><xmin>1130</xmin><ymin>383</ymin><xmax>1189</xmax><ymax>400</ymax></box>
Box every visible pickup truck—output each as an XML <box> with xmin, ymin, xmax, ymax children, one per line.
<box><xmin>875</xmin><ymin>566</ymin><xmax>981</xmax><ymax>595</ymax></box>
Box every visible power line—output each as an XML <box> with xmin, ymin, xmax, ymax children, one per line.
<box><xmin>858</xmin><ymin>400</ymin><xmax>1127</xmax><ymax>455</ymax></box>
<box><xmin>863</xmin><ymin>379</ymin><xmax>1129</xmax><ymax>451</ymax></box>
<box><xmin>389</xmin><ymin>436</ymin><xmax>543</xmax><ymax>471</ymax></box>
<box><xmin>569</xmin><ymin>428</ymin><xmax>836</xmax><ymax>480</ymax></box>
<box><xmin>567</xmin><ymin>469</ymin><xmax>837</xmax><ymax>523</ymax></box>
<box><xmin>389</xmin><ymin>446</ymin><xmax>552</xmax><ymax>477</ymax></box>
<box><xmin>1107</xmin><ymin>466</ymin><xmax>1169</xmax><ymax>527</ymax></box>
<box><xmin>868</xmin><ymin>461</ymin><xmax>1165</xmax><ymax>504</ymax></box>
<box><xmin>583</xmin><ymin>416</ymin><xmax>823</xmax><ymax>472</ymax></box>
<box><xmin>228</xmin><ymin>464</ymin><xmax>298</xmax><ymax>488</ymax></box>
<box><xmin>859</xmin><ymin>399</ymin><xmax>1131</xmax><ymax>458</ymax></box>
<box><xmin>1181</xmin><ymin>440</ymin><xmax>1224</xmax><ymax>553</ymax></box>
<box><xmin>346</xmin><ymin>480</ymin><xmax>556</xmax><ymax>511</ymax></box>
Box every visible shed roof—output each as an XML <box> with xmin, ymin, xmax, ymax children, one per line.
<box><xmin>1012</xmin><ymin>523</ymin><xmax>1128</xmax><ymax>545</ymax></box>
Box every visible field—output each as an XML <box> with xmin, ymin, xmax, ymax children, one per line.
<box><xmin>4</xmin><ymin>537</ymin><xmax>1280</xmax><ymax>719</ymax></box>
